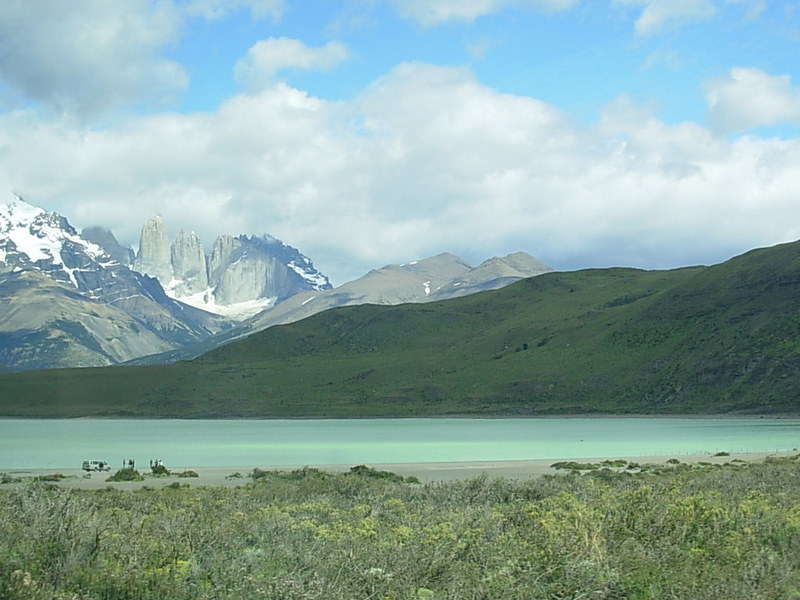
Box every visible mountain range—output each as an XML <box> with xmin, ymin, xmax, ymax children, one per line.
<box><xmin>132</xmin><ymin>249</ymin><xmax>553</xmax><ymax>364</ymax></box>
<box><xmin>1</xmin><ymin>238</ymin><xmax>798</xmax><ymax>417</ymax></box>
<box><xmin>0</xmin><ymin>196</ymin><xmax>230</xmax><ymax>370</ymax></box>
<box><xmin>0</xmin><ymin>195</ymin><xmax>551</xmax><ymax>370</ymax></box>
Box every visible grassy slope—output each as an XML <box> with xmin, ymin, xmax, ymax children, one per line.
<box><xmin>1</xmin><ymin>240</ymin><xmax>799</xmax><ymax>417</ymax></box>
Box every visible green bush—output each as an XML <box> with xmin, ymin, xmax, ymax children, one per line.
<box><xmin>177</xmin><ymin>470</ymin><xmax>198</xmax><ymax>478</ymax></box>
<box><xmin>551</xmin><ymin>461</ymin><xmax>599</xmax><ymax>471</ymax></box>
<box><xmin>165</xmin><ymin>481</ymin><xmax>190</xmax><ymax>489</ymax></box>
<box><xmin>600</xmin><ymin>459</ymin><xmax>629</xmax><ymax>468</ymax></box>
<box><xmin>249</xmin><ymin>467</ymin><xmax>268</xmax><ymax>480</ymax></box>
<box><xmin>33</xmin><ymin>473</ymin><xmax>68</xmax><ymax>482</ymax></box>
<box><xmin>106</xmin><ymin>467</ymin><xmax>144</xmax><ymax>482</ymax></box>
<box><xmin>347</xmin><ymin>464</ymin><xmax>420</xmax><ymax>483</ymax></box>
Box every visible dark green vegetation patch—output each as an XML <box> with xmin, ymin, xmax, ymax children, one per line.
<box><xmin>2</xmin><ymin>240</ymin><xmax>800</xmax><ymax>417</ymax></box>
<box><xmin>2</xmin><ymin>457</ymin><xmax>800</xmax><ymax>599</ymax></box>
<box><xmin>105</xmin><ymin>467</ymin><xmax>144</xmax><ymax>482</ymax></box>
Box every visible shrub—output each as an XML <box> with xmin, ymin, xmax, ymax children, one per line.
<box><xmin>106</xmin><ymin>467</ymin><xmax>144</xmax><ymax>482</ymax></box>
<box><xmin>600</xmin><ymin>459</ymin><xmax>628</xmax><ymax>468</ymax></box>
<box><xmin>177</xmin><ymin>470</ymin><xmax>198</xmax><ymax>478</ymax></box>
<box><xmin>33</xmin><ymin>473</ymin><xmax>68</xmax><ymax>482</ymax></box>
<box><xmin>347</xmin><ymin>464</ymin><xmax>420</xmax><ymax>483</ymax></box>
<box><xmin>165</xmin><ymin>481</ymin><xmax>189</xmax><ymax>489</ymax></box>
<box><xmin>551</xmin><ymin>461</ymin><xmax>598</xmax><ymax>471</ymax></box>
<box><xmin>250</xmin><ymin>467</ymin><xmax>268</xmax><ymax>480</ymax></box>
<box><xmin>150</xmin><ymin>464</ymin><xmax>170</xmax><ymax>476</ymax></box>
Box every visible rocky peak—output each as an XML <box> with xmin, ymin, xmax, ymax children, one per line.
<box><xmin>134</xmin><ymin>214</ymin><xmax>172</xmax><ymax>283</ymax></box>
<box><xmin>208</xmin><ymin>234</ymin><xmax>241</xmax><ymax>288</ymax></box>
<box><xmin>0</xmin><ymin>194</ymin><xmax>110</xmax><ymax>288</ymax></box>
<box><xmin>208</xmin><ymin>234</ymin><xmax>331</xmax><ymax>306</ymax></box>
<box><xmin>469</xmin><ymin>251</ymin><xmax>553</xmax><ymax>280</ymax></box>
<box><xmin>171</xmin><ymin>229</ymin><xmax>208</xmax><ymax>297</ymax></box>
<box><xmin>129</xmin><ymin>216</ymin><xmax>332</xmax><ymax>318</ymax></box>
<box><xmin>82</xmin><ymin>226</ymin><xmax>135</xmax><ymax>266</ymax></box>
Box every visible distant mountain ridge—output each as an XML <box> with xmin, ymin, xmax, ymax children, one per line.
<box><xmin>2</xmin><ymin>239</ymin><xmax>799</xmax><ymax>417</ymax></box>
<box><xmin>243</xmin><ymin>250</ymin><xmax>551</xmax><ymax>330</ymax></box>
<box><xmin>131</xmin><ymin>250</ymin><xmax>552</xmax><ymax>364</ymax></box>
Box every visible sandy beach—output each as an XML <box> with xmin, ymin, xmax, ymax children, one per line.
<box><xmin>2</xmin><ymin>451</ymin><xmax>794</xmax><ymax>490</ymax></box>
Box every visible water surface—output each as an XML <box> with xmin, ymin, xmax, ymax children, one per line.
<box><xmin>2</xmin><ymin>418</ymin><xmax>798</xmax><ymax>470</ymax></box>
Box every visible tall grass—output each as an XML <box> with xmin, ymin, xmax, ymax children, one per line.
<box><xmin>1</xmin><ymin>457</ymin><xmax>799</xmax><ymax>599</ymax></box>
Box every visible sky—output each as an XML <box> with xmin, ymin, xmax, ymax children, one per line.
<box><xmin>0</xmin><ymin>0</ymin><xmax>799</xmax><ymax>285</ymax></box>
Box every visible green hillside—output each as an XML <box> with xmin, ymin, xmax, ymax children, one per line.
<box><xmin>2</xmin><ymin>240</ymin><xmax>799</xmax><ymax>417</ymax></box>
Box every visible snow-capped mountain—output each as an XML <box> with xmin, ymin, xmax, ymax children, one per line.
<box><xmin>0</xmin><ymin>195</ymin><xmax>115</xmax><ymax>292</ymax></box>
<box><xmin>0</xmin><ymin>195</ymin><xmax>230</xmax><ymax>370</ymax></box>
<box><xmin>131</xmin><ymin>214</ymin><xmax>332</xmax><ymax>319</ymax></box>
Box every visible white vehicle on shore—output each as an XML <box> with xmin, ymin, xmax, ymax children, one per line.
<box><xmin>81</xmin><ymin>460</ymin><xmax>109</xmax><ymax>472</ymax></box>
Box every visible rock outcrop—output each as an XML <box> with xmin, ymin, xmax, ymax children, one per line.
<box><xmin>132</xmin><ymin>218</ymin><xmax>332</xmax><ymax>317</ymax></box>
<box><xmin>209</xmin><ymin>235</ymin><xmax>331</xmax><ymax>305</ymax></box>
<box><xmin>207</xmin><ymin>234</ymin><xmax>240</xmax><ymax>290</ymax></box>
<box><xmin>171</xmin><ymin>229</ymin><xmax>208</xmax><ymax>296</ymax></box>
<box><xmin>133</xmin><ymin>214</ymin><xmax>172</xmax><ymax>283</ymax></box>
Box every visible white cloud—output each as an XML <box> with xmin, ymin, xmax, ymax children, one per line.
<box><xmin>1</xmin><ymin>63</ymin><xmax>799</xmax><ymax>285</ymax></box>
<box><xmin>705</xmin><ymin>67</ymin><xmax>800</xmax><ymax>134</ymax></box>
<box><xmin>388</xmin><ymin>0</ymin><xmax>578</xmax><ymax>26</ymax></box>
<box><xmin>234</xmin><ymin>38</ymin><xmax>350</xmax><ymax>90</ymax></box>
<box><xmin>614</xmin><ymin>0</ymin><xmax>717</xmax><ymax>35</ymax></box>
<box><xmin>0</xmin><ymin>0</ymin><xmax>188</xmax><ymax>119</ymax></box>
<box><xmin>182</xmin><ymin>0</ymin><xmax>286</xmax><ymax>21</ymax></box>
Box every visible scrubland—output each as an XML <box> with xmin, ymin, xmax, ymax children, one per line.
<box><xmin>2</xmin><ymin>457</ymin><xmax>799</xmax><ymax>599</ymax></box>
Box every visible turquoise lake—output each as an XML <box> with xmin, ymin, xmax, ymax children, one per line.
<box><xmin>2</xmin><ymin>418</ymin><xmax>799</xmax><ymax>470</ymax></box>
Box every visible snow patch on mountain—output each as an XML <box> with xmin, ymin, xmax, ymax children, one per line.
<box><xmin>165</xmin><ymin>286</ymin><xmax>277</xmax><ymax>319</ymax></box>
<box><xmin>288</xmin><ymin>260</ymin><xmax>329</xmax><ymax>289</ymax></box>
<box><xmin>0</xmin><ymin>195</ymin><xmax>110</xmax><ymax>283</ymax></box>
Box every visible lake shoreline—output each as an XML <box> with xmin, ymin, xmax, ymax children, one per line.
<box><xmin>3</xmin><ymin>412</ymin><xmax>800</xmax><ymax>420</ymax></box>
<box><xmin>3</xmin><ymin>451</ymin><xmax>795</xmax><ymax>489</ymax></box>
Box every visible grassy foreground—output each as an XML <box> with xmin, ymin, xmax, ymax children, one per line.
<box><xmin>2</xmin><ymin>457</ymin><xmax>800</xmax><ymax>599</ymax></box>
